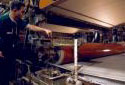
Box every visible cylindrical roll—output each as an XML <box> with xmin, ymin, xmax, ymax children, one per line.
<box><xmin>55</xmin><ymin>46</ymin><xmax>73</xmax><ymax>64</ymax></box>
<box><xmin>49</xmin><ymin>43</ymin><xmax>125</xmax><ymax>64</ymax></box>
<box><xmin>79</xmin><ymin>43</ymin><xmax>125</xmax><ymax>60</ymax></box>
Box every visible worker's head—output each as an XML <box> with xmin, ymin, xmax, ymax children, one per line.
<box><xmin>10</xmin><ymin>1</ymin><xmax>25</xmax><ymax>20</ymax></box>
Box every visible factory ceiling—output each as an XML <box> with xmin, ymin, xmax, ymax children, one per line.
<box><xmin>48</xmin><ymin>0</ymin><xmax>125</xmax><ymax>28</ymax></box>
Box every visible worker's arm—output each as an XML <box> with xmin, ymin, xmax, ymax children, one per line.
<box><xmin>26</xmin><ymin>24</ymin><xmax>51</xmax><ymax>34</ymax></box>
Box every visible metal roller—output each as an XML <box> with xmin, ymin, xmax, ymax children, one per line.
<box><xmin>51</xmin><ymin>43</ymin><xmax>125</xmax><ymax>64</ymax></box>
<box><xmin>79</xmin><ymin>43</ymin><xmax>125</xmax><ymax>60</ymax></box>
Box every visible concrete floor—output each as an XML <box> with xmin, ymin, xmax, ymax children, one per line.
<box><xmin>61</xmin><ymin>53</ymin><xmax>125</xmax><ymax>84</ymax></box>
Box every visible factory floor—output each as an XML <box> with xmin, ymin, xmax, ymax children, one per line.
<box><xmin>61</xmin><ymin>53</ymin><xmax>125</xmax><ymax>84</ymax></box>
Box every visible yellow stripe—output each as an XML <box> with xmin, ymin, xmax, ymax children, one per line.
<box><xmin>39</xmin><ymin>0</ymin><xmax>53</xmax><ymax>9</ymax></box>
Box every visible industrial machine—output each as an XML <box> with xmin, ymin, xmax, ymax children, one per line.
<box><xmin>1</xmin><ymin>0</ymin><xmax>125</xmax><ymax>85</ymax></box>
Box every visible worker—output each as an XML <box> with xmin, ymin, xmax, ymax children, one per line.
<box><xmin>0</xmin><ymin>1</ymin><xmax>51</xmax><ymax>84</ymax></box>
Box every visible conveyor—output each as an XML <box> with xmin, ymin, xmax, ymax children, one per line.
<box><xmin>61</xmin><ymin>53</ymin><xmax>125</xmax><ymax>85</ymax></box>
